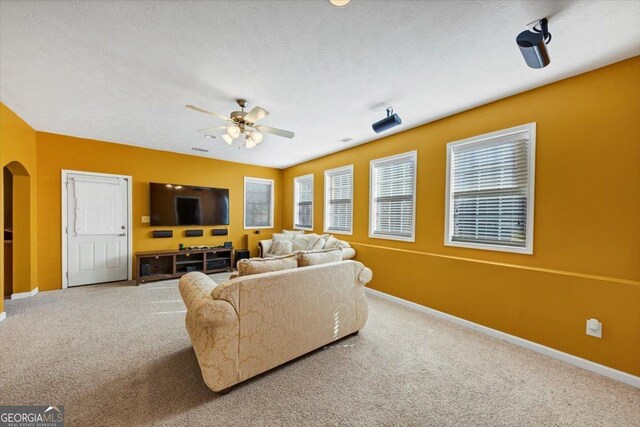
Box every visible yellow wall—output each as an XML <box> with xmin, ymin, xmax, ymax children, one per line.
<box><xmin>35</xmin><ymin>132</ymin><xmax>283</xmax><ymax>292</ymax></box>
<box><xmin>282</xmin><ymin>57</ymin><xmax>640</xmax><ymax>375</ymax></box>
<box><xmin>0</xmin><ymin>103</ymin><xmax>39</xmax><ymax>314</ymax></box>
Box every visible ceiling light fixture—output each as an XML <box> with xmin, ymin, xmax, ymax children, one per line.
<box><xmin>222</xmin><ymin>134</ymin><xmax>234</xmax><ymax>145</ymax></box>
<box><xmin>252</xmin><ymin>131</ymin><xmax>264</xmax><ymax>144</ymax></box>
<box><xmin>516</xmin><ymin>18</ymin><xmax>552</xmax><ymax>69</ymax></box>
<box><xmin>330</xmin><ymin>0</ymin><xmax>351</xmax><ymax>7</ymax></box>
<box><xmin>227</xmin><ymin>125</ymin><xmax>241</xmax><ymax>139</ymax></box>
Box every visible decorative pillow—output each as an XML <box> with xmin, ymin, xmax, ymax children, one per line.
<box><xmin>291</xmin><ymin>234</ymin><xmax>318</xmax><ymax>252</ymax></box>
<box><xmin>269</xmin><ymin>233</ymin><xmax>295</xmax><ymax>255</ymax></box>
<box><xmin>270</xmin><ymin>240</ymin><xmax>293</xmax><ymax>256</ymax></box>
<box><xmin>309</xmin><ymin>237</ymin><xmax>326</xmax><ymax>250</ymax></box>
<box><xmin>323</xmin><ymin>235</ymin><xmax>340</xmax><ymax>249</ymax></box>
<box><xmin>297</xmin><ymin>248</ymin><xmax>342</xmax><ymax>267</ymax></box>
<box><xmin>237</xmin><ymin>254</ymin><xmax>298</xmax><ymax>277</ymax></box>
<box><xmin>272</xmin><ymin>233</ymin><xmax>295</xmax><ymax>243</ymax></box>
<box><xmin>282</xmin><ymin>229</ymin><xmax>305</xmax><ymax>235</ymax></box>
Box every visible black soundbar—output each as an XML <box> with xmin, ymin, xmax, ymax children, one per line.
<box><xmin>152</xmin><ymin>230</ymin><xmax>173</xmax><ymax>238</ymax></box>
<box><xmin>185</xmin><ymin>229</ymin><xmax>204</xmax><ymax>237</ymax></box>
<box><xmin>212</xmin><ymin>229</ymin><xmax>228</xmax><ymax>236</ymax></box>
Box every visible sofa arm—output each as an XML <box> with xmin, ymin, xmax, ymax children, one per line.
<box><xmin>341</xmin><ymin>247</ymin><xmax>356</xmax><ymax>260</ymax></box>
<box><xmin>179</xmin><ymin>272</ymin><xmax>217</xmax><ymax>310</ymax></box>
<box><xmin>258</xmin><ymin>239</ymin><xmax>273</xmax><ymax>258</ymax></box>
<box><xmin>185</xmin><ymin>296</ymin><xmax>240</xmax><ymax>392</ymax></box>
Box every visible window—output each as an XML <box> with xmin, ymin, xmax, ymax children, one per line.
<box><xmin>293</xmin><ymin>174</ymin><xmax>313</xmax><ymax>230</ymax></box>
<box><xmin>369</xmin><ymin>151</ymin><xmax>417</xmax><ymax>242</ymax></box>
<box><xmin>445</xmin><ymin>123</ymin><xmax>536</xmax><ymax>254</ymax></box>
<box><xmin>244</xmin><ymin>177</ymin><xmax>274</xmax><ymax>229</ymax></box>
<box><xmin>324</xmin><ymin>165</ymin><xmax>353</xmax><ymax>235</ymax></box>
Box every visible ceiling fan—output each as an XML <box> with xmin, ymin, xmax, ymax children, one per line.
<box><xmin>186</xmin><ymin>99</ymin><xmax>295</xmax><ymax>149</ymax></box>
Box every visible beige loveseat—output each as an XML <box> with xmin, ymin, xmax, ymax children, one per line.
<box><xmin>179</xmin><ymin>260</ymin><xmax>372</xmax><ymax>393</ymax></box>
<box><xmin>258</xmin><ymin>232</ymin><xmax>356</xmax><ymax>260</ymax></box>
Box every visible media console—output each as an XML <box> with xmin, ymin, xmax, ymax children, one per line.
<box><xmin>135</xmin><ymin>247</ymin><xmax>233</xmax><ymax>285</ymax></box>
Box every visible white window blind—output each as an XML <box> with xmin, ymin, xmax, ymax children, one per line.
<box><xmin>244</xmin><ymin>177</ymin><xmax>274</xmax><ymax>229</ymax></box>
<box><xmin>446</xmin><ymin>124</ymin><xmax>535</xmax><ymax>253</ymax></box>
<box><xmin>73</xmin><ymin>177</ymin><xmax>123</xmax><ymax>235</ymax></box>
<box><xmin>324</xmin><ymin>165</ymin><xmax>353</xmax><ymax>234</ymax></box>
<box><xmin>370</xmin><ymin>151</ymin><xmax>417</xmax><ymax>241</ymax></box>
<box><xmin>293</xmin><ymin>174</ymin><xmax>313</xmax><ymax>230</ymax></box>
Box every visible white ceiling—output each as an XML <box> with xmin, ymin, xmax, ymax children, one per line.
<box><xmin>1</xmin><ymin>1</ymin><xmax>639</xmax><ymax>169</ymax></box>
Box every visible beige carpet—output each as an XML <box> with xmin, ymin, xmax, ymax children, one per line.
<box><xmin>1</xmin><ymin>276</ymin><xmax>638</xmax><ymax>426</ymax></box>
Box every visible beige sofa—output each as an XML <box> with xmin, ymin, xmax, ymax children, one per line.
<box><xmin>258</xmin><ymin>233</ymin><xmax>356</xmax><ymax>260</ymax></box>
<box><xmin>179</xmin><ymin>260</ymin><xmax>372</xmax><ymax>393</ymax></box>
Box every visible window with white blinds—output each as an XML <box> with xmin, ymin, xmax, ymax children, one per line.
<box><xmin>369</xmin><ymin>151</ymin><xmax>417</xmax><ymax>242</ymax></box>
<box><xmin>244</xmin><ymin>177</ymin><xmax>274</xmax><ymax>229</ymax></box>
<box><xmin>293</xmin><ymin>174</ymin><xmax>314</xmax><ymax>230</ymax></box>
<box><xmin>445</xmin><ymin>123</ymin><xmax>536</xmax><ymax>254</ymax></box>
<box><xmin>324</xmin><ymin>165</ymin><xmax>353</xmax><ymax>234</ymax></box>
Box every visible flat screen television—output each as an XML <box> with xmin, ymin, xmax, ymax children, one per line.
<box><xmin>150</xmin><ymin>183</ymin><xmax>229</xmax><ymax>226</ymax></box>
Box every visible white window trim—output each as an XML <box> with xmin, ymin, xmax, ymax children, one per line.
<box><xmin>323</xmin><ymin>164</ymin><xmax>354</xmax><ymax>235</ymax></box>
<box><xmin>243</xmin><ymin>176</ymin><xmax>274</xmax><ymax>229</ymax></box>
<box><xmin>293</xmin><ymin>173</ymin><xmax>314</xmax><ymax>231</ymax></box>
<box><xmin>369</xmin><ymin>150</ymin><xmax>418</xmax><ymax>242</ymax></box>
<box><xmin>444</xmin><ymin>123</ymin><xmax>536</xmax><ymax>254</ymax></box>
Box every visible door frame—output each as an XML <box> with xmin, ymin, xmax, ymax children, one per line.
<box><xmin>61</xmin><ymin>169</ymin><xmax>133</xmax><ymax>289</ymax></box>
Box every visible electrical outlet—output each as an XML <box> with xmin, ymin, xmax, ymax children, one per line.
<box><xmin>586</xmin><ymin>318</ymin><xmax>602</xmax><ymax>338</ymax></box>
<box><xmin>142</xmin><ymin>216</ymin><xmax>150</xmax><ymax>224</ymax></box>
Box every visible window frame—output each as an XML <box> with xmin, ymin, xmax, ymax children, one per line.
<box><xmin>243</xmin><ymin>176</ymin><xmax>275</xmax><ymax>230</ymax></box>
<box><xmin>323</xmin><ymin>164</ymin><xmax>354</xmax><ymax>235</ymax></box>
<box><xmin>444</xmin><ymin>123</ymin><xmax>536</xmax><ymax>254</ymax></box>
<box><xmin>369</xmin><ymin>150</ymin><xmax>418</xmax><ymax>242</ymax></box>
<box><xmin>293</xmin><ymin>173</ymin><xmax>314</xmax><ymax>231</ymax></box>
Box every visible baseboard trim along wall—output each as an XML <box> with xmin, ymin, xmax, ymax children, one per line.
<box><xmin>10</xmin><ymin>287</ymin><xmax>39</xmax><ymax>300</ymax></box>
<box><xmin>365</xmin><ymin>287</ymin><xmax>640</xmax><ymax>389</ymax></box>
<box><xmin>0</xmin><ymin>312</ymin><xmax>6</xmax><ymax>322</ymax></box>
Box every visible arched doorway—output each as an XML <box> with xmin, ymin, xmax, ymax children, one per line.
<box><xmin>3</xmin><ymin>161</ymin><xmax>32</xmax><ymax>298</ymax></box>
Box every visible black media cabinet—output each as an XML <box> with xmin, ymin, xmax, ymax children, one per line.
<box><xmin>135</xmin><ymin>247</ymin><xmax>233</xmax><ymax>285</ymax></box>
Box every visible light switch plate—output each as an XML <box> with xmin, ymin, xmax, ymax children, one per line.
<box><xmin>142</xmin><ymin>216</ymin><xmax>150</xmax><ymax>224</ymax></box>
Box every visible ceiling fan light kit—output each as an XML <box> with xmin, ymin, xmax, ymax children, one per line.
<box><xmin>186</xmin><ymin>99</ymin><xmax>294</xmax><ymax>149</ymax></box>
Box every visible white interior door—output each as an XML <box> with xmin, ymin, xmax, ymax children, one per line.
<box><xmin>66</xmin><ymin>173</ymin><xmax>129</xmax><ymax>287</ymax></box>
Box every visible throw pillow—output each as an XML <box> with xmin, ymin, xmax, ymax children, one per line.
<box><xmin>270</xmin><ymin>240</ymin><xmax>293</xmax><ymax>256</ymax></box>
<box><xmin>269</xmin><ymin>233</ymin><xmax>295</xmax><ymax>255</ymax></box>
<box><xmin>291</xmin><ymin>234</ymin><xmax>318</xmax><ymax>252</ymax></box>
<box><xmin>297</xmin><ymin>248</ymin><xmax>342</xmax><ymax>267</ymax></box>
<box><xmin>237</xmin><ymin>254</ymin><xmax>298</xmax><ymax>277</ymax></box>
<box><xmin>282</xmin><ymin>229</ymin><xmax>305</xmax><ymax>235</ymax></box>
<box><xmin>309</xmin><ymin>237</ymin><xmax>326</xmax><ymax>250</ymax></box>
<box><xmin>323</xmin><ymin>235</ymin><xmax>340</xmax><ymax>249</ymax></box>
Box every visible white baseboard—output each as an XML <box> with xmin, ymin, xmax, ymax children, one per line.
<box><xmin>365</xmin><ymin>287</ymin><xmax>640</xmax><ymax>389</ymax></box>
<box><xmin>11</xmin><ymin>287</ymin><xmax>39</xmax><ymax>300</ymax></box>
<box><xmin>0</xmin><ymin>312</ymin><xmax>5</xmax><ymax>322</ymax></box>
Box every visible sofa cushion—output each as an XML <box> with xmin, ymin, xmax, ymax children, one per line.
<box><xmin>238</xmin><ymin>254</ymin><xmax>298</xmax><ymax>277</ymax></box>
<box><xmin>291</xmin><ymin>233</ymin><xmax>319</xmax><ymax>252</ymax></box>
<box><xmin>297</xmin><ymin>248</ymin><xmax>342</xmax><ymax>267</ymax></box>
<box><xmin>270</xmin><ymin>240</ymin><xmax>294</xmax><ymax>256</ymax></box>
<box><xmin>282</xmin><ymin>229</ymin><xmax>305</xmax><ymax>235</ymax></box>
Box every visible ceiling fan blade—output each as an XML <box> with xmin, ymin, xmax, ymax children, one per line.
<box><xmin>196</xmin><ymin>126</ymin><xmax>227</xmax><ymax>133</ymax></box>
<box><xmin>243</xmin><ymin>106</ymin><xmax>269</xmax><ymax>123</ymax></box>
<box><xmin>255</xmin><ymin>125</ymin><xmax>294</xmax><ymax>139</ymax></box>
<box><xmin>185</xmin><ymin>105</ymin><xmax>231</xmax><ymax>122</ymax></box>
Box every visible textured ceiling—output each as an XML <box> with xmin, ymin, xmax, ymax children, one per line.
<box><xmin>1</xmin><ymin>1</ymin><xmax>639</xmax><ymax>168</ymax></box>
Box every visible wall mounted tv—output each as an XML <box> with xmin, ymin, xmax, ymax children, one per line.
<box><xmin>150</xmin><ymin>183</ymin><xmax>229</xmax><ymax>226</ymax></box>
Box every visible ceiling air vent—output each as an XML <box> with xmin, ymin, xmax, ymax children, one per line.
<box><xmin>191</xmin><ymin>147</ymin><xmax>209</xmax><ymax>153</ymax></box>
